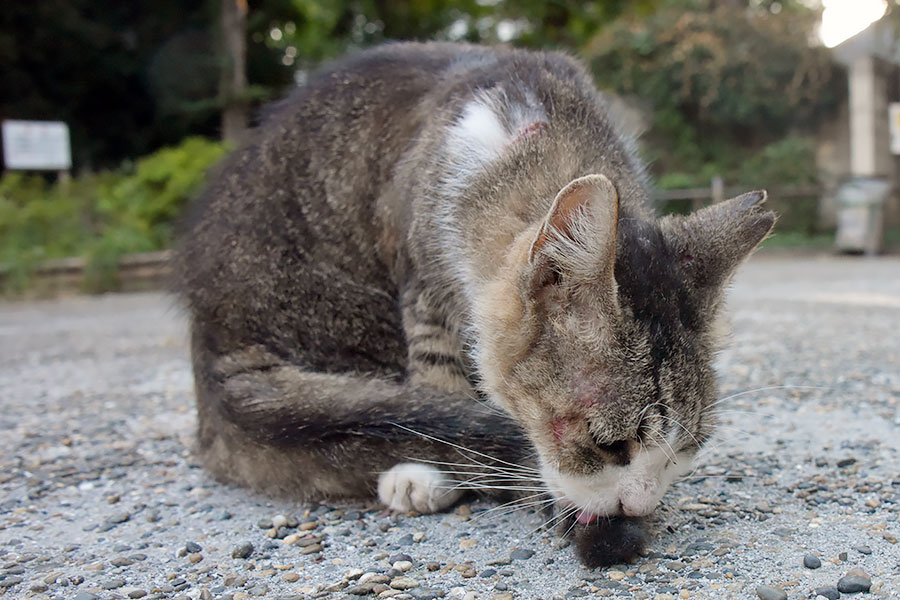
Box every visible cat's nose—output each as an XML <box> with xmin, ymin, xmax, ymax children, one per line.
<box><xmin>618</xmin><ymin>481</ymin><xmax>658</xmax><ymax>516</ymax></box>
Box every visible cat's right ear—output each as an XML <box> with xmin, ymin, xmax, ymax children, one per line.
<box><xmin>527</xmin><ymin>174</ymin><xmax>619</xmax><ymax>296</ymax></box>
<box><xmin>663</xmin><ymin>190</ymin><xmax>776</xmax><ymax>292</ymax></box>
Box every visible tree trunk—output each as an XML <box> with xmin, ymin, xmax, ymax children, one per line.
<box><xmin>220</xmin><ymin>0</ymin><xmax>248</xmax><ymax>143</ymax></box>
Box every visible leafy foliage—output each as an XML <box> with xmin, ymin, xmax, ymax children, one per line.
<box><xmin>585</xmin><ymin>0</ymin><xmax>843</xmax><ymax>189</ymax></box>
<box><xmin>0</xmin><ymin>138</ymin><xmax>227</xmax><ymax>293</ymax></box>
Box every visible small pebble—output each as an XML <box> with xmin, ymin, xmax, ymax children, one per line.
<box><xmin>755</xmin><ymin>585</ymin><xmax>787</xmax><ymax>600</ymax></box>
<box><xmin>509</xmin><ymin>549</ymin><xmax>534</xmax><ymax>561</ymax></box>
<box><xmin>837</xmin><ymin>572</ymin><xmax>871</xmax><ymax>593</ymax></box>
<box><xmin>282</xmin><ymin>572</ymin><xmax>300</xmax><ymax>582</ymax></box>
<box><xmin>0</xmin><ymin>578</ymin><xmax>22</xmax><ymax>589</ymax></box>
<box><xmin>803</xmin><ymin>554</ymin><xmax>822</xmax><ymax>569</ymax></box>
<box><xmin>184</xmin><ymin>542</ymin><xmax>202</xmax><ymax>553</ymax></box>
<box><xmin>272</xmin><ymin>515</ymin><xmax>289</xmax><ymax>529</ymax></box>
<box><xmin>103</xmin><ymin>578</ymin><xmax>127</xmax><ymax>589</ymax></box>
<box><xmin>814</xmin><ymin>586</ymin><xmax>840</xmax><ymax>600</ymax></box>
<box><xmin>390</xmin><ymin>553</ymin><xmax>413</xmax><ymax>564</ymax></box>
<box><xmin>232</xmin><ymin>542</ymin><xmax>254</xmax><ymax>559</ymax></box>
<box><xmin>390</xmin><ymin>577</ymin><xmax>420</xmax><ymax>590</ymax></box>
<box><xmin>393</xmin><ymin>560</ymin><xmax>413</xmax><ymax>572</ymax></box>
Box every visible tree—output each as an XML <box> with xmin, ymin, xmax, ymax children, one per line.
<box><xmin>584</xmin><ymin>0</ymin><xmax>844</xmax><ymax>186</ymax></box>
<box><xmin>221</xmin><ymin>0</ymin><xmax>249</xmax><ymax>142</ymax></box>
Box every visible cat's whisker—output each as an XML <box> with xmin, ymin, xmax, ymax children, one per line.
<box><xmin>390</xmin><ymin>422</ymin><xmax>538</xmax><ymax>473</ymax></box>
<box><xmin>561</xmin><ymin>512</ymin><xmax>581</xmax><ymax>539</ymax></box>
<box><xmin>528</xmin><ymin>503</ymin><xmax>579</xmax><ymax>537</ymax></box>
<box><xmin>656</xmin><ymin>414</ymin><xmax>700</xmax><ymax>450</ymax></box>
<box><xmin>426</xmin><ymin>472</ymin><xmax>540</xmax><ymax>489</ymax></box>
<box><xmin>707</xmin><ymin>385</ymin><xmax>829</xmax><ymax>412</ymax></box>
<box><xmin>713</xmin><ymin>411</ymin><xmax>766</xmax><ymax>420</ymax></box>
<box><xmin>638</xmin><ymin>401</ymin><xmax>668</xmax><ymax>421</ymax></box>
<box><xmin>433</xmin><ymin>472</ymin><xmax>541</xmax><ymax>487</ymax></box>
<box><xmin>472</xmin><ymin>491</ymin><xmax>553</xmax><ymax>514</ymax></box>
<box><xmin>643</xmin><ymin>424</ymin><xmax>677</xmax><ymax>463</ymax></box>
<box><xmin>451</xmin><ymin>449</ymin><xmax>542</xmax><ymax>476</ymax></box>
<box><xmin>408</xmin><ymin>456</ymin><xmax>539</xmax><ymax>475</ymax></box>
<box><xmin>677</xmin><ymin>473</ymin><xmax>759</xmax><ymax>480</ymax></box>
<box><xmin>471</xmin><ymin>496</ymin><xmax>559</xmax><ymax>523</ymax></box>
<box><xmin>436</xmin><ymin>483</ymin><xmax>554</xmax><ymax>493</ymax></box>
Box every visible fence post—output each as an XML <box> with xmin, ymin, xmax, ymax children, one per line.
<box><xmin>710</xmin><ymin>175</ymin><xmax>724</xmax><ymax>206</ymax></box>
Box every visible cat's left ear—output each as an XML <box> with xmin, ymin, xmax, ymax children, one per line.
<box><xmin>528</xmin><ymin>174</ymin><xmax>620</xmax><ymax>290</ymax></box>
<box><xmin>662</xmin><ymin>190</ymin><xmax>776</xmax><ymax>290</ymax></box>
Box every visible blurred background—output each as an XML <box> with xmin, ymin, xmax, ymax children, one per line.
<box><xmin>1</xmin><ymin>0</ymin><xmax>899</xmax><ymax>294</ymax></box>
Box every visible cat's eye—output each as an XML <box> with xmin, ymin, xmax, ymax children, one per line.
<box><xmin>592</xmin><ymin>437</ymin><xmax>629</xmax><ymax>456</ymax></box>
<box><xmin>535</xmin><ymin>264</ymin><xmax>562</xmax><ymax>288</ymax></box>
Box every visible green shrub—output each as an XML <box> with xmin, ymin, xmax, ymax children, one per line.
<box><xmin>0</xmin><ymin>137</ymin><xmax>227</xmax><ymax>294</ymax></box>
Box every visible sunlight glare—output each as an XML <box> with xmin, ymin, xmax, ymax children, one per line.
<box><xmin>820</xmin><ymin>0</ymin><xmax>888</xmax><ymax>48</ymax></box>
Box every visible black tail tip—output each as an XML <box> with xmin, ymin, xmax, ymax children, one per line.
<box><xmin>572</xmin><ymin>516</ymin><xmax>648</xmax><ymax>568</ymax></box>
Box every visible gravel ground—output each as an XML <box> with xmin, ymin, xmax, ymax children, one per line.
<box><xmin>1</xmin><ymin>254</ymin><xmax>899</xmax><ymax>600</ymax></box>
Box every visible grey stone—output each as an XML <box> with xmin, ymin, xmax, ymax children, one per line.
<box><xmin>103</xmin><ymin>577</ymin><xmax>127</xmax><ymax>589</ymax></box>
<box><xmin>837</xmin><ymin>574</ymin><xmax>871</xmax><ymax>593</ymax></box>
<box><xmin>231</xmin><ymin>542</ymin><xmax>254</xmax><ymax>559</ymax></box>
<box><xmin>509</xmin><ymin>548</ymin><xmax>535</xmax><ymax>560</ymax></box>
<box><xmin>755</xmin><ymin>585</ymin><xmax>787</xmax><ymax>600</ymax></box>
<box><xmin>813</xmin><ymin>586</ymin><xmax>840</xmax><ymax>600</ymax></box>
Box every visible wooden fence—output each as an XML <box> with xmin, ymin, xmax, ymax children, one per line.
<box><xmin>2</xmin><ymin>182</ymin><xmax>823</xmax><ymax>294</ymax></box>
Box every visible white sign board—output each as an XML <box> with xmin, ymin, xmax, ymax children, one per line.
<box><xmin>2</xmin><ymin>120</ymin><xmax>72</xmax><ymax>170</ymax></box>
<box><xmin>890</xmin><ymin>103</ymin><xmax>900</xmax><ymax>155</ymax></box>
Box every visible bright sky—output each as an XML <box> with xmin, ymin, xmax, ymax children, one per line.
<box><xmin>820</xmin><ymin>0</ymin><xmax>888</xmax><ymax>48</ymax></box>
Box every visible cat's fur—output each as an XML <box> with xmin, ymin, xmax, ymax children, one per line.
<box><xmin>175</xmin><ymin>42</ymin><xmax>774</xmax><ymax>558</ymax></box>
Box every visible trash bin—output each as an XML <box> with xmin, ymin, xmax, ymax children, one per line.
<box><xmin>834</xmin><ymin>177</ymin><xmax>891</xmax><ymax>255</ymax></box>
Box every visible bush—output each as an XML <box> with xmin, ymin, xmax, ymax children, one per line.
<box><xmin>0</xmin><ymin>137</ymin><xmax>227</xmax><ymax>294</ymax></box>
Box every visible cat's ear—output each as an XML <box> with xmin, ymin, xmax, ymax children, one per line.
<box><xmin>663</xmin><ymin>190</ymin><xmax>776</xmax><ymax>289</ymax></box>
<box><xmin>527</xmin><ymin>174</ymin><xmax>619</xmax><ymax>289</ymax></box>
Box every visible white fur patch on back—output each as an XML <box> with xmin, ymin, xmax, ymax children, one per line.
<box><xmin>447</xmin><ymin>101</ymin><xmax>509</xmax><ymax>165</ymax></box>
<box><xmin>442</xmin><ymin>91</ymin><xmax>547</xmax><ymax>189</ymax></box>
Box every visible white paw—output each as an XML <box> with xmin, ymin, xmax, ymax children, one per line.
<box><xmin>377</xmin><ymin>463</ymin><xmax>463</xmax><ymax>513</ymax></box>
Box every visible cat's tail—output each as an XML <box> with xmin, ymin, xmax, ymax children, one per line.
<box><xmin>191</xmin><ymin>336</ymin><xmax>536</xmax><ymax>506</ymax></box>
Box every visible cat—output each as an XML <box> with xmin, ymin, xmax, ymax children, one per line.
<box><xmin>174</xmin><ymin>41</ymin><xmax>775</xmax><ymax>566</ymax></box>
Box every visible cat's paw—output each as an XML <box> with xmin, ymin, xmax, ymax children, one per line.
<box><xmin>377</xmin><ymin>463</ymin><xmax>463</xmax><ymax>513</ymax></box>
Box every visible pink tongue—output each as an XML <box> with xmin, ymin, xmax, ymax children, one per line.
<box><xmin>576</xmin><ymin>510</ymin><xmax>598</xmax><ymax>524</ymax></box>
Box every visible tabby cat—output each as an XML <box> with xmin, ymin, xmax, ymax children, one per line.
<box><xmin>175</xmin><ymin>42</ymin><xmax>775</xmax><ymax>566</ymax></box>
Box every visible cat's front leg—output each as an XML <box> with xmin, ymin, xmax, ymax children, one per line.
<box><xmin>377</xmin><ymin>463</ymin><xmax>464</xmax><ymax>513</ymax></box>
<box><xmin>400</xmin><ymin>285</ymin><xmax>472</xmax><ymax>394</ymax></box>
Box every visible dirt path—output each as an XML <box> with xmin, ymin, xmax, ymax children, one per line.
<box><xmin>1</xmin><ymin>255</ymin><xmax>898</xmax><ymax>600</ymax></box>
